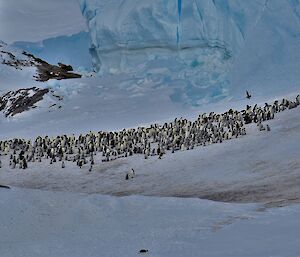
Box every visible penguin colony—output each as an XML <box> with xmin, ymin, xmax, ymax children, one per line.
<box><xmin>0</xmin><ymin>95</ymin><xmax>299</xmax><ymax>172</ymax></box>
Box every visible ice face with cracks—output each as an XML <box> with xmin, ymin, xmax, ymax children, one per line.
<box><xmin>80</xmin><ymin>0</ymin><xmax>300</xmax><ymax>104</ymax></box>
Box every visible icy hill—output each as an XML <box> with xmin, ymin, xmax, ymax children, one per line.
<box><xmin>81</xmin><ymin>0</ymin><xmax>300</xmax><ymax>104</ymax></box>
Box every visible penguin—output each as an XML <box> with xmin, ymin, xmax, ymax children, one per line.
<box><xmin>125</xmin><ymin>168</ymin><xmax>135</xmax><ymax>180</ymax></box>
<box><xmin>22</xmin><ymin>158</ymin><xmax>28</xmax><ymax>169</ymax></box>
<box><xmin>0</xmin><ymin>94</ymin><xmax>298</xmax><ymax>171</ymax></box>
<box><xmin>131</xmin><ymin>168</ymin><xmax>135</xmax><ymax>177</ymax></box>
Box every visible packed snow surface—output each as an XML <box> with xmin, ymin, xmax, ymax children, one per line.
<box><xmin>1</xmin><ymin>187</ymin><xmax>300</xmax><ymax>257</ymax></box>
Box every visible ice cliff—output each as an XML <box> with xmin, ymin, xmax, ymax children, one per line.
<box><xmin>80</xmin><ymin>0</ymin><xmax>260</xmax><ymax>72</ymax></box>
<box><xmin>80</xmin><ymin>0</ymin><xmax>300</xmax><ymax>105</ymax></box>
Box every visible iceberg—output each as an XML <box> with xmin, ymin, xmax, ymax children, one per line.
<box><xmin>80</xmin><ymin>0</ymin><xmax>260</xmax><ymax>73</ymax></box>
<box><xmin>80</xmin><ymin>0</ymin><xmax>300</xmax><ymax>105</ymax></box>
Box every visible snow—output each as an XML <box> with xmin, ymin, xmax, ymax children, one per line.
<box><xmin>1</xmin><ymin>97</ymin><xmax>299</xmax><ymax>205</ymax></box>
<box><xmin>0</xmin><ymin>68</ymin><xmax>298</xmax><ymax>140</ymax></box>
<box><xmin>0</xmin><ymin>0</ymin><xmax>91</xmax><ymax>72</ymax></box>
<box><xmin>1</xmin><ymin>2</ymin><xmax>300</xmax><ymax>256</ymax></box>
<box><xmin>0</xmin><ymin>0</ymin><xmax>86</xmax><ymax>43</ymax></box>
<box><xmin>0</xmin><ymin>187</ymin><xmax>300</xmax><ymax>257</ymax></box>
<box><xmin>1</xmin><ymin>104</ymin><xmax>300</xmax><ymax>256</ymax></box>
<box><xmin>0</xmin><ymin>43</ymin><xmax>41</xmax><ymax>93</ymax></box>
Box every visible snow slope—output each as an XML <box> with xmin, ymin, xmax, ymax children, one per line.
<box><xmin>1</xmin><ymin>95</ymin><xmax>299</xmax><ymax>206</ymax></box>
<box><xmin>0</xmin><ymin>187</ymin><xmax>300</xmax><ymax>257</ymax></box>
<box><xmin>0</xmin><ymin>0</ymin><xmax>86</xmax><ymax>43</ymax></box>
<box><xmin>0</xmin><ymin>0</ymin><xmax>91</xmax><ymax>72</ymax></box>
<box><xmin>0</xmin><ymin>42</ymin><xmax>41</xmax><ymax>93</ymax></box>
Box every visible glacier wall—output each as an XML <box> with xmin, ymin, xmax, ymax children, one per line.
<box><xmin>80</xmin><ymin>0</ymin><xmax>262</xmax><ymax>73</ymax></box>
<box><xmin>80</xmin><ymin>0</ymin><xmax>300</xmax><ymax>105</ymax></box>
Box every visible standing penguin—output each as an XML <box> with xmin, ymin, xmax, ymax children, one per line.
<box><xmin>131</xmin><ymin>168</ymin><xmax>135</xmax><ymax>177</ymax></box>
<box><xmin>22</xmin><ymin>158</ymin><xmax>28</xmax><ymax>169</ymax></box>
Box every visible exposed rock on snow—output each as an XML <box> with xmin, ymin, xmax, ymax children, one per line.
<box><xmin>0</xmin><ymin>87</ymin><xmax>49</xmax><ymax>117</ymax></box>
<box><xmin>0</xmin><ymin>49</ymin><xmax>33</xmax><ymax>69</ymax></box>
<box><xmin>0</xmin><ymin>43</ymin><xmax>81</xmax><ymax>82</ymax></box>
<box><xmin>0</xmin><ymin>87</ymin><xmax>64</xmax><ymax>117</ymax></box>
<box><xmin>22</xmin><ymin>52</ymin><xmax>82</xmax><ymax>82</ymax></box>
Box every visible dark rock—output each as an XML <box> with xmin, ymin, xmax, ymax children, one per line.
<box><xmin>0</xmin><ymin>48</ymin><xmax>81</xmax><ymax>82</ymax></box>
<box><xmin>58</xmin><ymin>62</ymin><xmax>73</xmax><ymax>71</ymax></box>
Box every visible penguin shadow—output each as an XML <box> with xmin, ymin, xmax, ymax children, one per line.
<box><xmin>0</xmin><ymin>184</ymin><xmax>10</xmax><ymax>189</ymax></box>
<box><xmin>138</xmin><ymin>249</ymin><xmax>149</xmax><ymax>255</ymax></box>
